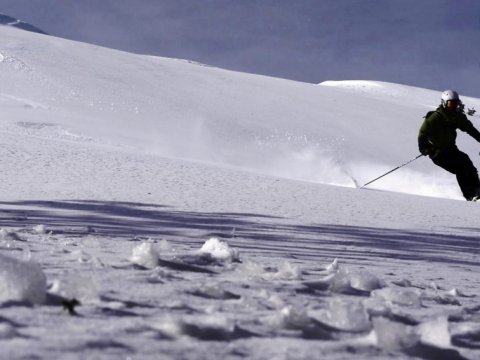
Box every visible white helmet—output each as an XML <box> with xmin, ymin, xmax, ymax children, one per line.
<box><xmin>441</xmin><ymin>89</ymin><xmax>460</xmax><ymax>107</ymax></box>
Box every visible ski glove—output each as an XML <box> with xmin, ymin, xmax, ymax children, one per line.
<box><xmin>420</xmin><ymin>146</ymin><xmax>440</xmax><ymax>158</ymax></box>
<box><xmin>420</xmin><ymin>148</ymin><xmax>430</xmax><ymax>156</ymax></box>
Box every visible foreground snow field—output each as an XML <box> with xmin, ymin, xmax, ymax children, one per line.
<box><xmin>0</xmin><ymin>26</ymin><xmax>479</xmax><ymax>359</ymax></box>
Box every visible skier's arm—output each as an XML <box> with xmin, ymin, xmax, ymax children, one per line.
<box><xmin>418</xmin><ymin>133</ymin><xmax>431</xmax><ymax>155</ymax></box>
<box><xmin>466</xmin><ymin>125</ymin><xmax>480</xmax><ymax>143</ymax></box>
<box><xmin>460</xmin><ymin>117</ymin><xmax>480</xmax><ymax>143</ymax></box>
<box><xmin>418</xmin><ymin>117</ymin><xmax>435</xmax><ymax>155</ymax></box>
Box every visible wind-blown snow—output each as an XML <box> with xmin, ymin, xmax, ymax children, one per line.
<box><xmin>0</xmin><ymin>26</ymin><xmax>479</xmax><ymax>359</ymax></box>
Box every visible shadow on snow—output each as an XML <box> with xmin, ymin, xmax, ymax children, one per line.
<box><xmin>0</xmin><ymin>200</ymin><xmax>478</xmax><ymax>267</ymax></box>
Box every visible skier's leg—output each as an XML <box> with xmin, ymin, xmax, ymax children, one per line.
<box><xmin>431</xmin><ymin>149</ymin><xmax>460</xmax><ymax>174</ymax></box>
<box><xmin>432</xmin><ymin>149</ymin><xmax>480</xmax><ymax>200</ymax></box>
<box><xmin>454</xmin><ymin>151</ymin><xmax>480</xmax><ymax>200</ymax></box>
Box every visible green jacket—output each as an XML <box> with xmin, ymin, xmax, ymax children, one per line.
<box><xmin>418</xmin><ymin>106</ymin><xmax>480</xmax><ymax>156</ymax></box>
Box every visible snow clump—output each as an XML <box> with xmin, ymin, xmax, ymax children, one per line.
<box><xmin>33</xmin><ymin>224</ymin><xmax>48</xmax><ymax>234</ymax></box>
<box><xmin>272</xmin><ymin>260</ymin><xmax>301</xmax><ymax>280</ymax></box>
<box><xmin>417</xmin><ymin>316</ymin><xmax>451</xmax><ymax>348</ymax></box>
<box><xmin>311</xmin><ymin>298</ymin><xmax>371</xmax><ymax>332</ymax></box>
<box><xmin>0</xmin><ymin>253</ymin><xmax>47</xmax><ymax>304</ymax></box>
<box><xmin>372</xmin><ymin>287</ymin><xmax>422</xmax><ymax>308</ymax></box>
<box><xmin>0</xmin><ymin>228</ymin><xmax>22</xmax><ymax>241</ymax></box>
<box><xmin>199</xmin><ymin>237</ymin><xmax>239</xmax><ymax>262</ymax></box>
<box><xmin>372</xmin><ymin>316</ymin><xmax>418</xmax><ymax>351</ymax></box>
<box><xmin>325</xmin><ymin>258</ymin><xmax>339</xmax><ymax>273</ymax></box>
<box><xmin>304</xmin><ymin>260</ymin><xmax>384</xmax><ymax>294</ymax></box>
<box><xmin>129</xmin><ymin>242</ymin><xmax>160</xmax><ymax>269</ymax></box>
<box><xmin>277</xmin><ymin>305</ymin><xmax>311</xmax><ymax>330</ymax></box>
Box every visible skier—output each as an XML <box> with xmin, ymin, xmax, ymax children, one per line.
<box><xmin>418</xmin><ymin>90</ymin><xmax>480</xmax><ymax>201</ymax></box>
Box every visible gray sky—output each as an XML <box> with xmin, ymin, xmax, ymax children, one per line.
<box><xmin>1</xmin><ymin>0</ymin><xmax>480</xmax><ymax>97</ymax></box>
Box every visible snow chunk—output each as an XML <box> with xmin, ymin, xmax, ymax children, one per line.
<box><xmin>325</xmin><ymin>258</ymin><xmax>339</xmax><ymax>273</ymax></box>
<box><xmin>273</xmin><ymin>260</ymin><xmax>301</xmax><ymax>280</ymax></box>
<box><xmin>348</xmin><ymin>270</ymin><xmax>385</xmax><ymax>292</ymax></box>
<box><xmin>447</xmin><ymin>288</ymin><xmax>459</xmax><ymax>297</ymax></box>
<box><xmin>451</xmin><ymin>322</ymin><xmax>480</xmax><ymax>348</ymax></box>
<box><xmin>372</xmin><ymin>316</ymin><xmax>460</xmax><ymax>357</ymax></box>
<box><xmin>304</xmin><ymin>266</ymin><xmax>384</xmax><ymax>294</ymax></box>
<box><xmin>158</xmin><ymin>239</ymin><xmax>172</xmax><ymax>253</ymax></box>
<box><xmin>372</xmin><ymin>287</ymin><xmax>422</xmax><ymax>308</ymax></box>
<box><xmin>199</xmin><ymin>237</ymin><xmax>239</xmax><ymax>262</ymax></box>
<box><xmin>311</xmin><ymin>298</ymin><xmax>371</xmax><ymax>332</ymax></box>
<box><xmin>0</xmin><ymin>228</ymin><xmax>22</xmax><ymax>241</ymax></box>
<box><xmin>237</xmin><ymin>261</ymin><xmax>264</xmax><ymax>276</ymax></box>
<box><xmin>372</xmin><ymin>316</ymin><xmax>417</xmax><ymax>351</ymax></box>
<box><xmin>422</xmin><ymin>287</ymin><xmax>461</xmax><ymax>306</ymax></box>
<box><xmin>417</xmin><ymin>317</ymin><xmax>451</xmax><ymax>348</ymax></box>
<box><xmin>277</xmin><ymin>305</ymin><xmax>311</xmax><ymax>330</ymax></box>
<box><xmin>33</xmin><ymin>224</ymin><xmax>48</xmax><ymax>234</ymax></box>
<box><xmin>0</xmin><ymin>253</ymin><xmax>46</xmax><ymax>304</ymax></box>
<box><xmin>129</xmin><ymin>242</ymin><xmax>159</xmax><ymax>269</ymax></box>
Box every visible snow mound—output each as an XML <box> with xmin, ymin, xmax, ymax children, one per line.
<box><xmin>0</xmin><ymin>253</ymin><xmax>46</xmax><ymax>304</ymax></box>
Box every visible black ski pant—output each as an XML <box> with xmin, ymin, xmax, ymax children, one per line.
<box><xmin>431</xmin><ymin>147</ymin><xmax>480</xmax><ymax>200</ymax></box>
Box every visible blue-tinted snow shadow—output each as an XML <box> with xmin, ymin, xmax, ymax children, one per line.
<box><xmin>0</xmin><ymin>200</ymin><xmax>478</xmax><ymax>267</ymax></box>
<box><xmin>0</xmin><ymin>200</ymin><xmax>280</xmax><ymax>243</ymax></box>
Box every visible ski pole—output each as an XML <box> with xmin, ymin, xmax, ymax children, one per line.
<box><xmin>360</xmin><ymin>154</ymin><xmax>424</xmax><ymax>189</ymax></box>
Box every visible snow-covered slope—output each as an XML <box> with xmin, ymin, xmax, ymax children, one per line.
<box><xmin>0</xmin><ymin>26</ymin><xmax>479</xmax><ymax>360</ymax></box>
<box><xmin>2</xmin><ymin>25</ymin><xmax>480</xmax><ymax>199</ymax></box>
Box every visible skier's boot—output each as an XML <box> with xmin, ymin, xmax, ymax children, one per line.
<box><xmin>470</xmin><ymin>187</ymin><xmax>480</xmax><ymax>201</ymax></box>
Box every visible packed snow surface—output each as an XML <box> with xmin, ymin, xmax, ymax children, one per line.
<box><xmin>0</xmin><ymin>26</ymin><xmax>479</xmax><ymax>359</ymax></box>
